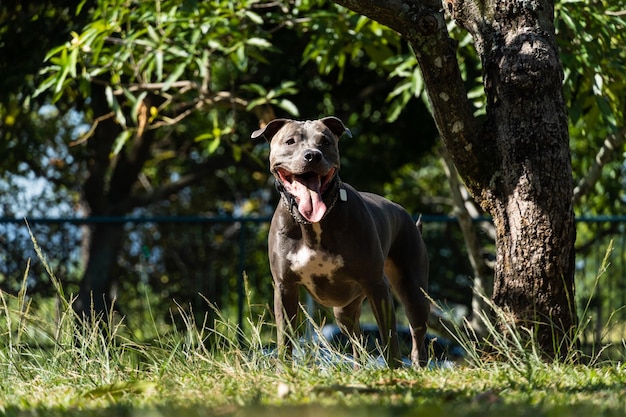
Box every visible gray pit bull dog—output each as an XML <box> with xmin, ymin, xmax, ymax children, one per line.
<box><xmin>252</xmin><ymin>116</ymin><xmax>429</xmax><ymax>367</ymax></box>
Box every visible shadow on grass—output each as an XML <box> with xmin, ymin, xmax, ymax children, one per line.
<box><xmin>2</xmin><ymin>402</ymin><xmax>625</xmax><ymax>417</ymax></box>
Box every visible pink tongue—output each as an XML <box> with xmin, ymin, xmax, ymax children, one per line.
<box><xmin>290</xmin><ymin>176</ymin><xmax>327</xmax><ymax>223</ymax></box>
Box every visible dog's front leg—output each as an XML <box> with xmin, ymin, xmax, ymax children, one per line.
<box><xmin>274</xmin><ymin>281</ymin><xmax>299</xmax><ymax>360</ymax></box>
<box><xmin>334</xmin><ymin>295</ymin><xmax>365</xmax><ymax>367</ymax></box>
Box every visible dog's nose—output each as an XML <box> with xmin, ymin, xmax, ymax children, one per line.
<box><xmin>304</xmin><ymin>150</ymin><xmax>322</xmax><ymax>163</ymax></box>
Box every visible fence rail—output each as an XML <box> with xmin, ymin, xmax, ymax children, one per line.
<box><xmin>1</xmin><ymin>215</ymin><xmax>625</xmax><ymax>344</ymax></box>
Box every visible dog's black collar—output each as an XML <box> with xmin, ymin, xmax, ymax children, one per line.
<box><xmin>276</xmin><ymin>173</ymin><xmax>344</xmax><ymax>225</ymax></box>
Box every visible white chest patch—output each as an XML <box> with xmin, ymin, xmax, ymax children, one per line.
<box><xmin>285</xmin><ymin>224</ymin><xmax>344</xmax><ymax>289</ymax></box>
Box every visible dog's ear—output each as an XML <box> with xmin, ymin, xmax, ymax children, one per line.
<box><xmin>251</xmin><ymin>119</ymin><xmax>289</xmax><ymax>142</ymax></box>
<box><xmin>320</xmin><ymin>116</ymin><xmax>352</xmax><ymax>139</ymax></box>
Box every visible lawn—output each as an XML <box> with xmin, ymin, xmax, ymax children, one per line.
<box><xmin>2</xmin><ymin>284</ymin><xmax>626</xmax><ymax>417</ymax></box>
<box><xmin>2</xmin><ymin>241</ymin><xmax>625</xmax><ymax>417</ymax></box>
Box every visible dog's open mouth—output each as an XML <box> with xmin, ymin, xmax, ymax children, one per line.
<box><xmin>276</xmin><ymin>167</ymin><xmax>336</xmax><ymax>223</ymax></box>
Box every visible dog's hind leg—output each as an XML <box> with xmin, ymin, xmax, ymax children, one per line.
<box><xmin>386</xmin><ymin>254</ymin><xmax>429</xmax><ymax>367</ymax></box>
<box><xmin>366</xmin><ymin>280</ymin><xmax>402</xmax><ymax>368</ymax></box>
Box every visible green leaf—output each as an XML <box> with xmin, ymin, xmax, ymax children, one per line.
<box><xmin>354</xmin><ymin>15</ymin><xmax>370</xmax><ymax>33</ymax></box>
<box><xmin>276</xmin><ymin>81</ymin><xmax>298</xmax><ymax>95</ymax></box>
<box><xmin>140</xmin><ymin>54</ymin><xmax>155</xmax><ymax>81</ymax></box>
<box><xmin>196</xmin><ymin>50</ymin><xmax>209</xmax><ymax>80</ymax></box>
<box><xmin>560</xmin><ymin>11</ymin><xmax>578</xmax><ymax>31</ymax></box>
<box><xmin>79</xmin><ymin>26</ymin><xmax>102</xmax><ymax>53</ymax></box>
<box><xmin>276</xmin><ymin>99</ymin><xmax>300</xmax><ymax>117</ymax></box>
<box><xmin>68</xmin><ymin>48</ymin><xmax>79</xmax><ymax>78</ymax></box>
<box><xmin>146</xmin><ymin>25</ymin><xmax>160</xmax><ymax>43</ymax></box>
<box><xmin>242</xmin><ymin>83</ymin><xmax>267</xmax><ymax>95</ymax></box>
<box><xmin>596</xmin><ymin>97</ymin><xmax>617</xmax><ymax>129</ymax></box>
<box><xmin>75</xmin><ymin>0</ymin><xmax>89</xmax><ymax>15</ymax></box>
<box><xmin>234</xmin><ymin>44</ymin><xmax>248</xmax><ymax>70</ymax></box>
<box><xmin>166</xmin><ymin>45</ymin><xmax>189</xmax><ymax>59</ymax></box>
<box><xmin>232</xmin><ymin>144</ymin><xmax>242</xmax><ymax>161</ymax></box>
<box><xmin>385</xmin><ymin>99</ymin><xmax>402</xmax><ymax>123</ymax></box>
<box><xmin>245</xmin><ymin>37</ymin><xmax>273</xmax><ymax>49</ymax></box>
<box><xmin>78</xmin><ymin>76</ymin><xmax>91</xmax><ymax>97</ymax></box>
<box><xmin>194</xmin><ymin>133</ymin><xmax>213</xmax><ymax>142</ymax></box>
<box><xmin>207</xmin><ymin>39</ymin><xmax>224</xmax><ymax>51</ymax></box>
<box><xmin>245</xmin><ymin>11</ymin><xmax>264</xmax><ymax>25</ymax></box>
<box><xmin>189</xmin><ymin>28</ymin><xmax>201</xmax><ymax>51</ymax></box>
<box><xmin>52</xmin><ymin>49</ymin><xmax>70</xmax><ymax>94</ymax></box>
<box><xmin>161</xmin><ymin>62</ymin><xmax>186</xmax><ymax>91</ymax></box>
<box><xmin>387</xmin><ymin>80</ymin><xmax>412</xmax><ymax>100</ymax></box>
<box><xmin>105</xmin><ymin>86</ymin><xmax>127</xmax><ymax>128</ymax></box>
<box><xmin>130</xmin><ymin>91</ymin><xmax>148</xmax><ymax>125</ymax></box>
<box><xmin>32</xmin><ymin>73</ymin><xmax>58</xmax><ymax>98</ymax></box>
<box><xmin>246</xmin><ymin>97</ymin><xmax>268</xmax><ymax>111</ymax></box>
<box><xmin>207</xmin><ymin>137</ymin><xmax>221</xmax><ymax>154</ymax></box>
<box><xmin>412</xmin><ymin>68</ymin><xmax>423</xmax><ymax>97</ymax></box>
<box><xmin>592</xmin><ymin>73</ymin><xmax>603</xmax><ymax>96</ymax></box>
<box><xmin>110</xmin><ymin>129</ymin><xmax>133</xmax><ymax>158</ymax></box>
<box><xmin>43</xmin><ymin>44</ymin><xmax>67</xmax><ymax>62</ymax></box>
<box><xmin>155</xmin><ymin>50</ymin><xmax>164</xmax><ymax>81</ymax></box>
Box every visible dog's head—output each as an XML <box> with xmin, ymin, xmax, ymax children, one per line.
<box><xmin>252</xmin><ymin>117</ymin><xmax>352</xmax><ymax>223</ymax></box>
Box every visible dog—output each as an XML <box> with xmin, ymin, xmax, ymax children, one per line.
<box><xmin>252</xmin><ymin>116</ymin><xmax>429</xmax><ymax>367</ymax></box>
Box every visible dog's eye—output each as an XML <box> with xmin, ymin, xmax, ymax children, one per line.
<box><xmin>320</xmin><ymin>138</ymin><xmax>331</xmax><ymax>146</ymax></box>
<box><xmin>286</xmin><ymin>138</ymin><xmax>296</xmax><ymax>145</ymax></box>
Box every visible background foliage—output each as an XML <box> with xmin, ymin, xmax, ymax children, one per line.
<box><xmin>0</xmin><ymin>0</ymin><xmax>624</xmax><ymax>337</ymax></box>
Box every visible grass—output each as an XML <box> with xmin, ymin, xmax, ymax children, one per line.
<box><xmin>1</xmin><ymin>238</ymin><xmax>626</xmax><ymax>416</ymax></box>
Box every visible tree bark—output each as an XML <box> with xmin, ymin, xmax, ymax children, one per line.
<box><xmin>334</xmin><ymin>0</ymin><xmax>578</xmax><ymax>358</ymax></box>
<box><xmin>451</xmin><ymin>0</ymin><xmax>577</xmax><ymax>357</ymax></box>
<box><xmin>75</xmin><ymin>222</ymin><xmax>125</xmax><ymax>319</ymax></box>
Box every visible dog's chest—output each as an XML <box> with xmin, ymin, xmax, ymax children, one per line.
<box><xmin>285</xmin><ymin>223</ymin><xmax>344</xmax><ymax>289</ymax></box>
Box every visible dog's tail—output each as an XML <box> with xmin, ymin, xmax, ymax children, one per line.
<box><xmin>415</xmin><ymin>214</ymin><xmax>423</xmax><ymax>233</ymax></box>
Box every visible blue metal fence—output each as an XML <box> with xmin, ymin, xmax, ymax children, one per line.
<box><xmin>0</xmin><ymin>215</ymin><xmax>625</xmax><ymax>344</ymax></box>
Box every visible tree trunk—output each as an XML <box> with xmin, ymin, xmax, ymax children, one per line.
<box><xmin>73</xmin><ymin>82</ymin><xmax>245</xmax><ymax>321</ymax></box>
<box><xmin>334</xmin><ymin>0</ymin><xmax>578</xmax><ymax>358</ymax></box>
<box><xmin>454</xmin><ymin>0</ymin><xmax>577</xmax><ymax>358</ymax></box>
<box><xmin>75</xmin><ymin>82</ymin><xmax>152</xmax><ymax>320</ymax></box>
<box><xmin>75</xmin><ymin>222</ymin><xmax>125</xmax><ymax>319</ymax></box>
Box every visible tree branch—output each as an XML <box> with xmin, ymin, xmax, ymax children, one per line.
<box><xmin>333</xmin><ymin>0</ymin><xmax>433</xmax><ymax>35</ymax></box>
<box><xmin>573</xmin><ymin>128</ymin><xmax>626</xmax><ymax>204</ymax></box>
<box><xmin>333</xmin><ymin>0</ymin><xmax>489</xmax><ymax>203</ymax></box>
<box><xmin>110</xmin><ymin>80</ymin><xmax>196</xmax><ymax>95</ymax></box>
<box><xmin>122</xmin><ymin>149</ymin><xmax>261</xmax><ymax>210</ymax></box>
<box><xmin>440</xmin><ymin>144</ymin><xmax>495</xmax><ymax>334</ymax></box>
<box><xmin>124</xmin><ymin>168</ymin><xmax>214</xmax><ymax>209</ymax></box>
<box><xmin>439</xmin><ymin>145</ymin><xmax>493</xmax><ymax>279</ymax></box>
